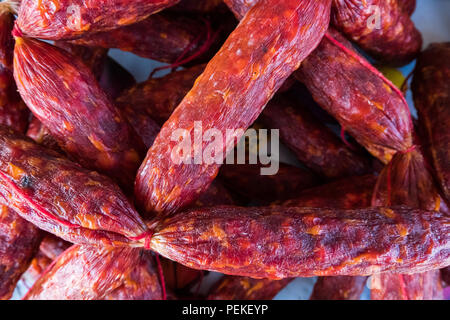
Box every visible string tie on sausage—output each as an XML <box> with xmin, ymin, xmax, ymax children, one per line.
<box><xmin>324</xmin><ymin>32</ymin><xmax>411</xmax><ymax>111</ymax></box>
<box><xmin>149</xmin><ymin>18</ymin><xmax>218</xmax><ymax>78</ymax></box>
<box><xmin>400</xmin><ymin>144</ymin><xmax>417</xmax><ymax>154</ymax></box>
<box><xmin>340</xmin><ymin>127</ymin><xmax>356</xmax><ymax>150</ymax></box>
<box><xmin>129</xmin><ymin>230</ymin><xmax>166</xmax><ymax>299</ymax></box>
<box><xmin>385</xmin><ymin>145</ymin><xmax>418</xmax><ymax>205</ymax></box>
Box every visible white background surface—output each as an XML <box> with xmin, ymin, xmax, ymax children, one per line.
<box><xmin>108</xmin><ymin>0</ymin><xmax>450</xmax><ymax>300</ymax></box>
